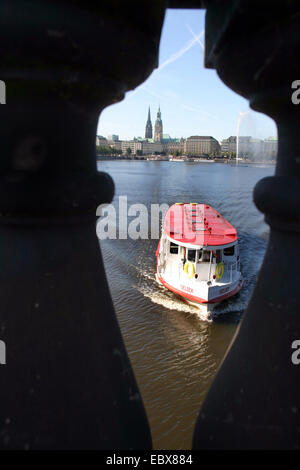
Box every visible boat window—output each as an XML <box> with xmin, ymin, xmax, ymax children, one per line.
<box><xmin>187</xmin><ymin>249</ymin><xmax>196</xmax><ymax>262</ymax></box>
<box><xmin>224</xmin><ymin>246</ymin><xmax>235</xmax><ymax>256</ymax></box>
<box><xmin>202</xmin><ymin>250</ymin><xmax>210</xmax><ymax>262</ymax></box>
<box><xmin>214</xmin><ymin>250</ymin><xmax>222</xmax><ymax>263</ymax></box>
<box><xmin>170</xmin><ymin>242</ymin><xmax>179</xmax><ymax>254</ymax></box>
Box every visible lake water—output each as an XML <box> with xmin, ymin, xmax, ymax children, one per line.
<box><xmin>96</xmin><ymin>160</ymin><xmax>274</xmax><ymax>450</ymax></box>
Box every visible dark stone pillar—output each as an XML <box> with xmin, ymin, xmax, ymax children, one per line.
<box><xmin>0</xmin><ymin>0</ymin><xmax>165</xmax><ymax>449</ymax></box>
<box><xmin>193</xmin><ymin>1</ymin><xmax>300</xmax><ymax>449</ymax></box>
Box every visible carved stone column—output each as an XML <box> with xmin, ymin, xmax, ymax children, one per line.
<box><xmin>0</xmin><ymin>0</ymin><xmax>165</xmax><ymax>449</ymax></box>
<box><xmin>193</xmin><ymin>0</ymin><xmax>300</xmax><ymax>449</ymax></box>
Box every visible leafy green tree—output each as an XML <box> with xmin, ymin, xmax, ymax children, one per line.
<box><xmin>96</xmin><ymin>145</ymin><xmax>121</xmax><ymax>155</ymax></box>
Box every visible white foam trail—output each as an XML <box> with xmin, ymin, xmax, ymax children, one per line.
<box><xmin>137</xmin><ymin>285</ymin><xmax>213</xmax><ymax>322</ymax></box>
<box><xmin>132</xmin><ymin>255</ymin><xmax>245</xmax><ymax>322</ymax></box>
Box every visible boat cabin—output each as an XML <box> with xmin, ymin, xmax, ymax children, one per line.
<box><xmin>165</xmin><ymin>239</ymin><xmax>239</xmax><ymax>283</ymax></box>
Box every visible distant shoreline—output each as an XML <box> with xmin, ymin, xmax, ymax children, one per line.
<box><xmin>96</xmin><ymin>155</ymin><xmax>276</xmax><ymax>165</ymax></box>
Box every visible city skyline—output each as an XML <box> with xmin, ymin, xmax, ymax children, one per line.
<box><xmin>96</xmin><ymin>112</ymin><xmax>277</xmax><ymax>159</ymax></box>
<box><xmin>98</xmin><ymin>104</ymin><xmax>277</xmax><ymax>145</ymax></box>
<box><xmin>97</xmin><ymin>9</ymin><xmax>277</xmax><ymax>142</ymax></box>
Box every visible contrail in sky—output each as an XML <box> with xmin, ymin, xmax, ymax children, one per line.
<box><xmin>140</xmin><ymin>86</ymin><xmax>164</xmax><ymax>100</ymax></box>
<box><xmin>127</xmin><ymin>84</ymin><xmax>164</xmax><ymax>99</ymax></box>
<box><xmin>153</xmin><ymin>28</ymin><xmax>204</xmax><ymax>74</ymax></box>
<box><xmin>127</xmin><ymin>28</ymin><xmax>204</xmax><ymax>99</ymax></box>
<box><xmin>185</xmin><ymin>24</ymin><xmax>205</xmax><ymax>50</ymax></box>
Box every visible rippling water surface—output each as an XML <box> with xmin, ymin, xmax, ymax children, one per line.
<box><xmin>96</xmin><ymin>160</ymin><xmax>274</xmax><ymax>450</ymax></box>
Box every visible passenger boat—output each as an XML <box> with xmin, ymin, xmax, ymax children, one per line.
<box><xmin>155</xmin><ymin>203</ymin><xmax>243</xmax><ymax>311</ymax></box>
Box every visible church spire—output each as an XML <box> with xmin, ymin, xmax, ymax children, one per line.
<box><xmin>145</xmin><ymin>106</ymin><xmax>152</xmax><ymax>139</ymax></box>
<box><xmin>154</xmin><ymin>105</ymin><xmax>163</xmax><ymax>142</ymax></box>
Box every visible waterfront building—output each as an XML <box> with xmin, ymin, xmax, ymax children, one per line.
<box><xmin>221</xmin><ymin>135</ymin><xmax>277</xmax><ymax>160</ymax></box>
<box><xmin>236</xmin><ymin>136</ymin><xmax>251</xmax><ymax>157</ymax></box>
<box><xmin>107</xmin><ymin>134</ymin><xmax>119</xmax><ymax>141</ymax></box>
<box><xmin>221</xmin><ymin>136</ymin><xmax>251</xmax><ymax>156</ymax></box>
<box><xmin>96</xmin><ymin>135</ymin><xmax>108</xmax><ymax>147</ymax></box>
<box><xmin>162</xmin><ymin>136</ymin><xmax>185</xmax><ymax>154</ymax></box>
<box><xmin>107</xmin><ymin>134</ymin><xmax>122</xmax><ymax>151</ymax></box>
<box><xmin>249</xmin><ymin>138</ymin><xmax>263</xmax><ymax>159</ymax></box>
<box><xmin>263</xmin><ymin>136</ymin><xmax>277</xmax><ymax>160</ymax></box>
<box><xmin>141</xmin><ymin>141</ymin><xmax>163</xmax><ymax>154</ymax></box>
<box><xmin>145</xmin><ymin>107</ymin><xmax>153</xmax><ymax>139</ymax></box>
<box><xmin>121</xmin><ymin>136</ymin><xmax>163</xmax><ymax>155</ymax></box>
<box><xmin>220</xmin><ymin>137</ymin><xmax>231</xmax><ymax>153</ymax></box>
<box><xmin>108</xmin><ymin>140</ymin><xmax>123</xmax><ymax>152</ymax></box>
<box><xmin>185</xmin><ymin>136</ymin><xmax>220</xmax><ymax>155</ymax></box>
<box><xmin>154</xmin><ymin>106</ymin><xmax>163</xmax><ymax>142</ymax></box>
<box><xmin>121</xmin><ymin>140</ymin><xmax>142</xmax><ymax>155</ymax></box>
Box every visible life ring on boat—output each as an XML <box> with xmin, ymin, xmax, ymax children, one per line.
<box><xmin>184</xmin><ymin>261</ymin><xmax>195</xmax><ymax>279</ymax></box>
<box><xmin>216</xmin><ymin>262</ymin><xmax>224</xmax><ymax>280</ymax></box>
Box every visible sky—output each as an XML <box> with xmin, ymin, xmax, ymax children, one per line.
<box><xmin>97</xmin><ymin>9</ymin><xmax>277</xmax><ymax>143</ymax></box>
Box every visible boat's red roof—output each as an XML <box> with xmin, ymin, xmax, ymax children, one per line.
<box><xmin>163</xmin><ymin>203</ymin><xmax>237</xmax><ymax>247</ymax></box>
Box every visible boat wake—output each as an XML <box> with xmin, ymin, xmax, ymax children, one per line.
<box><xmin>101</xmin><ymin>229</ymin><xmax>266</xmax><ymax>324</ymax></box>
<box><xmin>133</xmin><ymin>264</ymin><xmax>242</xmax><ymax>322</ymax></box>
<box><xmin>132</xmin><ymin>234</ymin><xmax>263</xmax><ymax>323</ymax></box>
<box><xmin>139</xmin><ymin>280</ymin><xmax>246</xmax><ymax>322</ymax></box>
